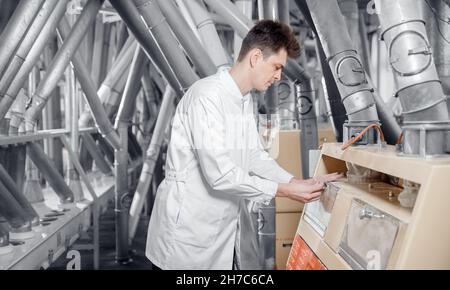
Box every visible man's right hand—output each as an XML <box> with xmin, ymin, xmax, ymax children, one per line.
<box><xmin>276</xmin><ymin>181</ymin><xmax>325</xmax><ymax>203</ymax></box>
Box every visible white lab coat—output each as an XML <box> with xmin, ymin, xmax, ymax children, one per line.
<box><xmin>145</xmin><ymin>68</ymin><xmax>293</xmax><ymax>270</ymax></box>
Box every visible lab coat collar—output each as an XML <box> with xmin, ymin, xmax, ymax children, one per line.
<box><xmin>219</xmin><ymin>67</ymin><xmax>252</xmax><ymax>104</ymax></box>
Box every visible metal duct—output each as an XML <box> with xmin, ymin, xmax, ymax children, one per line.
<box><xmin>294</xmin><ymin>0</ymin><xmax>347</xmax><ymax>141</ymax></box>
<box><xmin>58</xmin><ymin>16</ymin><xmax>122</xmax><ymax>151</ymax></box>
<box><xmin>0</xmin><ymin>179</ymin><xmax>32</xmax><ymax>233</ymax></box>
<box><xmin>157</xmin><ymin>0</ymin><xmax>217</xmax><ymax>77</ymax></box>
<box><xmin>27</xmin><ymin>142</ymin><xmax>74</xmax><ymax>203</ymax></box>
<box><xmin>0</xmin><ymin>164</ymin><xmax>39</xmax><ymax>226</ymax></box>
<box><xmin>0</xmin><ymin>0</ymin><xmax>44</xmax><ymax>80</ymax></box>
<box><xmin>44</xmin><ymin>36</ymin><xmax>64</xmax><ymax>175</ymax></box>
<box><xmin>277</xmin><ymin>0</ymin><xmax>290</xmax><ymax>24</ymax></box>
<box><xmin>421</xmin><ymin>0</ymin><xmax>450</xmax><ymax>152</ymax></box>
<box><xmin>80</xmin><ymin>133</ymin><xmax>112</xmax><ymax>175</ymax></box>
<box><xmin>306</xmin><ymin>0</ymin><xmax>381</xmax><ymax>144</ymax></box>
<box><xmin>133</xmin><ymin>0</ymin><xmax>200</xmax><ymax>91</ymax></box>
<box><xmin>104</xmin><ymin>68</ymin><xmax>130</xmax><ymax>119</ymax></box>
<box><xmin>233</xmin><ymin>0</ymin><xmax>253</xmax><ymax>61</ymax></box>
<box><xmin>0</xmin><ymin>0</ymin><xmax>69</xmax><ymax>121</ymax></box>
<box><xmin>0</xmin><ymin>223</ymin><xmax>10</xmax><ymax>250</ymax></box>
<box><xmin>109</xmin><ymin>0</ymin><xmax>183</xmax><ymax>96</ymax></box>
<box><xmin>129</xmin><ymin>85</ymin><xmax>176</xmax><ymax>241</ymax></box>
<box><xmin>182</xmin><ymin>0</ymin><xmax>231</xmax><ymax>69</ymax></box>
<box><xmin>23</xmin><ymin>0</ymin><xmax>105</xmax><ymax>133</ymax></box>
<box><xmin>0</xmin><ymin>0</ymin><xmax>58</xmax><ymax>97</ymax></box>
<box><xmin>377</xmin><ymin>0</ymin><xmax>450</xmax><ymax>156</ymax></box>
<box><xmin>295</xmin><ymin>80</ymin><xmax>318</xmax><ymax>178</ymax></box>
<box><xmin>258</xmin><ymin>0</ymin><xmax>278</xmax><ymax>20</ymax></box>
<box><xmin>91</xmin><ymin>17</ymin><xmax>105</xmax><ymax>88</ymax></box>
<box><xmin>114</xmin><ymin>45</ymin><xmax>147</xmax><ymax>262</ymax></box>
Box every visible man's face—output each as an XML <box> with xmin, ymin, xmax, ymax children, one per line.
<box><xmin>251</xmin><ymin>48</ymin><xmax>287</xmax><ymax>92</ymax></box>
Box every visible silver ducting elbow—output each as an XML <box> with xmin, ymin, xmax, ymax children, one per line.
<box><xmin>377</xmin><ymin>0</ymin><xmax>450</xmax><ymax>156</ymax></box>
<box><xmin>306</xmin><ymin>0</ymin><xmax>380</xmax><ymax>145</ymax></box>
<box><xmin>295</xmin><ymin>80</ymin><xmax>318</xmax><ymax>178</ymax></box>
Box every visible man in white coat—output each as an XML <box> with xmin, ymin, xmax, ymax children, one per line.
<box><xmin>145</xmin><ymin>20</ymin><xmax>342</xmax><ymax>270</ymax></box>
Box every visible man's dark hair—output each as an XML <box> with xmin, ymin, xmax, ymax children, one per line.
<box><xmin>237</xmin><ymin>20</ymin><xmax>300</xmax><ymax>62</ymax></box>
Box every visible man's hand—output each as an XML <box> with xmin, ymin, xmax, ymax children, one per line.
<box><xmin>276</xmin><ymin>181</ymin><xmax>325</xmax><ymax>203</ymax></box>
<box><xmin>290</xmin><ymin>172</ymin><xmax>344</xmax><ymax>185</ymax></box>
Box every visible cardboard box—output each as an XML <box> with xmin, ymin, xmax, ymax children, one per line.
<box><xmin>267</xmin><ymin>128</ymin><xmax>336</xmax><ymax>213</ymax></box>
<box><xmin>275</xmin><ymin>212</ymin><xmax>302</xmax><ymax>270</ymax></box>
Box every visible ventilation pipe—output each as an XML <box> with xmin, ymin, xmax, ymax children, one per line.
<box><xmin>114</xmin><ymin>46</ymin><xmax>147</xmax><ymax>262</ymax></box>
<box><xmin>233</xmin><ymin>0</ymin><xmax>253</xmax><ymax>61</ymax></box>
<box><xmin>0</xmin><ymin>179</ymin><xmax>33</xmax><ymax>236</ymax></box>
<box><xmin>305</xmin><ymin>0</ymin><xmax>381</xmax><ymax>144</ymax></box>
<box><xmin>0</xmin><ymin>223</ymin><xmax>12</xmax><ymax>255</ymax></box>
<box><xmin>109</xmin><ymin>0</ymin><xmax>183</xmax><ymax>96</ymax></box>
<box><xmin>23</xmin><ymin>0</ymin><xmax>105</xmax><ymax>134</ymax></box>
<box><xmin>58</xmin><ymin>16</ymin><xmax>121</xmax><ymax>151</ymax></box>
<box><xmin>377</xmin><ymin>0</ymin><xmax>450</xmax><ymax>156</ymax></box>
<box><xmin>27</xmin><ymin>142</ymin><xmax>74</xmax><ymax>203</ymax></box>
<box><xmin>157</xmin><ymin>0</ymin><xmax>217</xmax><ymax>78</ymax></box>
<box><xmin>0</xmin><ymin>0</ymin><xmax>69</xmax><ymax>121</ymax></box>
<box><xmin>0</xmin><ymin>164</ymin><xmax>40</xmax><ymax>226</ymax></box>
<box><xmin>277</xmin><ymin>0</ymin><xmax>290</xmax><ymax>24</ymax></box>
<box><xmin>295</xmin><ymin>80</ymin><xmax>318</xmax><ymax>178</ymax></box>
<box><xmin>0</xmin><ymin>0</ymin><xmax>44</xmax><ymax>80</ymax></box>
<box><xmin>182</xmin><ymin>0</ymin><xmax>231</xmax><ymax>69</ymax></box>
<box><xmin>0</xmin><ymin>0</ymin><xmax>58</xmax><ymax>97</ymax></box>
<box><xmin>133</xmin><ymin>0</ymin><xmax>200</xmax><ymax>92</ymax></box>
<box><xmin>421</xmin><ymin>0</ymin><xmax>450</xmax><ymax>152</ymax></box>
<box><xmin>258</xmin><ymin>0</ymin><xmax>278</xmax><ymax>20</ymax></box>
<box><xmin>129</xmin><ymin>85</ymin><xmax>176</xmax><ymax>241</ymax></box>
<box><xmin>294</xmin><ymin>0</ymin><xmax>348</xmax><ymax>141</ymax></box>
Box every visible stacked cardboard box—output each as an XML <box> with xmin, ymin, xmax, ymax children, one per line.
<box><xmin>269</xmin><ymin>127</ymin><xmax>335</xmax><ymax>269</ymax></box>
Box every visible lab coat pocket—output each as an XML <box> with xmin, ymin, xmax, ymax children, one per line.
<box><xmin>174</xmin><ymin>193</ymin><xmax>224</xmax><ymax>248</ymax></box>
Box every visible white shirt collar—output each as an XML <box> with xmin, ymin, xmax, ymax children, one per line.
<box><xmin>219</xmin><ymin>67</ymin><xmax>252</xmax><ymax>104</ymax></box>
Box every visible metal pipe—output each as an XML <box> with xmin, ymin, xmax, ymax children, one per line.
<box><xmin>0</xmin><ymin>0</ymin><xmax>57</xmax><ymax>97</ymax></box>
<box><xmin>0</xmin><ymin>0</ymin><xmax>19</xmax><ymax>34</ymax></box>
<box><xmin>104</xmin><ymin>67</ymin><xmax>130</xmax><ymax>119</ymax></box>
<box><xmin>91</xmin><ymin>16</ymin><xmax>105</xmax><ymax>88</ymax></box>
<box><xmin>305</xmin><ymin>0</ymin><xmax>380</xmax><ymax>144</ymax></box>
<box><xmin>99</xmin><ymin>23</ymin><xmax>112</xmax><ymax>86</ymax></box>
<box><xmin>295</xmin><ymin>80</ymin><xmax>318</xmax><ymax>178</ymax></box>
<box><xmin>129</xmin><ymin>85</ymin><xmax>176</xmax><ymax>241</ymax></box>
<box><xmin>44</xmin><ymin>36</ymin><xmax>64</xmax><ymax>174</ymax></box>
<box><xmin>182</xmin><ymin>0</ymin><xmax>230</xmax><ymax>69</ymax></box>
<box><xmin>233</xmin><ymin>0</ymin><xmax>253</xmax><ymax>62</ymax></box>
<box><xmin>377</xmin><ymin>0</ymin><xmax>450</xmax><ymax>156</ymax></box>
<box><xmin>0</xmin><ymin>179</ymin><xmax>32</xmax><ymax>233</ymax></box>
<box><xmin>115</xmin><ymin>21</ymin><xmax>128</xmax><ymax>57</ymax></box>
<box><xmin>23</xmin><ymin>0</ymin><xmax>105</xmax><ymax>134</ymax></box>
<box><xmin>0</xmin><ymin>0</ymin><xmax>44</xmax><ymax>81</ymax></box>
<box><xmin>258</xmin><ymin>0</ymin><xmax>278</xmax><ymax>20</ymax></box>
<box><xmin>295</xmin><ymin>1</ymin><xmax>347</xmax><ymax>141</ymax></box>
<box><xmin>0</xmin><ymin>0</ymin><xmax>69</xmax><ymax>122</ymax></box>
<box><xmin>27</xmin><ymin>142</ymin><xmax>74</xmax><ymax>203</ymax></box>
<box><xmin>57</xmin><ymin>16</ymin><xmax>122</xmax><ymax>151</ymax></box>
<box><xmin>277</xmin><ymin>0</ymin><xmax>290</xmax><ymax>24</ymax></box>
<box><xmin>114</xmin><ymin>45</ymin><xmax>147</xmax><ymax>262</ymax></box>
<box><xmin>422</xmin><ymin>0</ymin><xmax>450</xmax><ymax>104</ymax></box>
<box><xmin>157</xmin><ymin>0</ymin><xmax>217</xmax><ymax>78</ymax></box>
<box><xmin>68</xmin><ymin>66</ymin><xmax>84</xmax><ymax>202</ymax></box>
<box><xmin>110</xmin><ymin>0</ymin><xmax>184</xmax><ymax>96</ymax></box>
<box><xmin>133</xmin><ymin>0</ymin><xmax>200</xmax><ymax>92</ymax></box>
<box><xmin>0</xmin><ymin>164</ymin><xmax>40</xmax><ymax>226</ymax></box>
<box><xmin>109</xmin><ymin>0</ymin><xmax>183</xmax><ymax>96</ymax></box>
<box><xmin>0</xmin><ymin>222</ymin><xmax>11</xmax><ymax>251</ymax></box>
<box><xmin>80</xmin><ymin>133</ymin><xmax>112</xmax><ymax>174</ymax></box>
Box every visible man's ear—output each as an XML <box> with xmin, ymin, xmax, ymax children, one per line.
<box><xmin>249</xmin><ymin>48</ymin><xmax>262</xmax><ymax>68</ymax></box>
